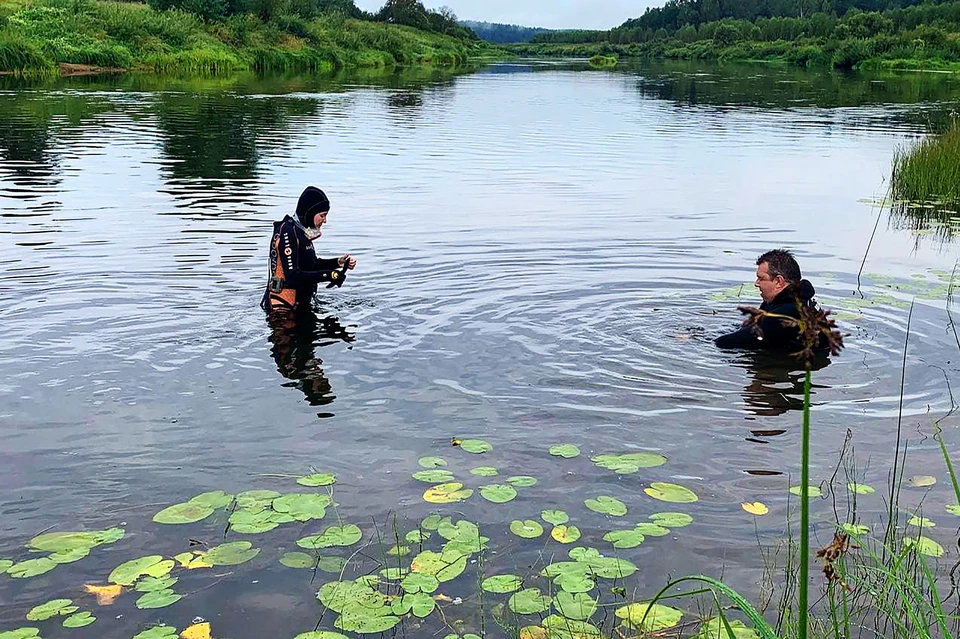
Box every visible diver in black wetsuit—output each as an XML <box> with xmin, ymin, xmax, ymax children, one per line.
<box><xmin>715</xmin><ymin>249</ymin><xmax>825</xmax><ymax>351</ymax></box>
<box><xmin>261</xmin><ymin>186</ymin><xmax>357</xmax><ymax>314</ymax></box>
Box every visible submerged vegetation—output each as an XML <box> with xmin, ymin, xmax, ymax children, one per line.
<box><xmin>891</xmin><ymin>119</ymin><xmax>960</xmax><ymax>232</ymax></box>
<box><xmin>0</xmin><ymin>0</ymin><xmax>491</xmax><ymax>75</ymax></box>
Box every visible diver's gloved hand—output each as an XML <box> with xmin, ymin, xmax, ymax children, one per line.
<box><xmin>326</xmin><ymin>263</ymin><xmax>349</xmax><ymax>288</ymax></box>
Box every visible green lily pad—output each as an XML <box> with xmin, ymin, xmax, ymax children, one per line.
<box><xmin>470</xmin><ymin>466</ymin><xmax>499</xmax><ymax>477</ymax></box>
<box><xmin>413</xmin><ymin>470</ymin><xmax>457</xmax><ymax>483</ymax></box>
<box><xmin>908</xmin><ymin>516</ymin><xmax>936</xmax><ymax>528</ymax></box>
<box><xmin>585</xmin><ymin>496</ymin><xmax>627</xmax><ymax>516</ymax></box>
<box><xmin>553</xmin><ymin>592</ymin><xmax>598</xmax><ymax>621</ymax></box>
<box><xmin>319</xmin><ymin>580</ymin><xmax>386</xmax><ymax>614</ymax></box>
<box><xmin>49</xmin><ymin>548</ymin><xmax>90</xmax><ymax>564</ymax></box>
<box><xmin>236</xmin><ymin>490</ymin><xmax>282</xmax><ymax>510</ymax></box>
<box><xmin>616</xmin><ymin>603</ymin><xmax>683</xmax><ymax>631</ymax></box>
<box><xmin>0</xmin><ymin>559</ymin><xmax>12</xmax><ymax>574</ymax></box>
<box><xmin>8</xmin><ymin>558</ymin><xmax>57</xmax><ymax>579</ymax></box>
<box><xmin>482</xmin><ymin>574</ymin><xmax>523</xmax><ymax>593</ymax></box>
<box><xmin>789</xmin><ymin>485</ymin><xmax>823</xmax><ymax>498</ymax></box>
<box><xmin>228</xmin><ymin>509</ymin><xmax>283</xmax><ymax>534</ymax></box>
<box><xmin>551</xmin><ymin>525</ymin><xmax>582</xmax><ymax>544</ymax></box>
<box><xmin>27</xmin><ymin>599</ymin><xmax>77</xmax><ymax>621</ymax></box>
<box><xmin>132</xmin><ymin>625</ymin><xmax>178</xmax><ymax>639</ymax></box>
<box><xmin>650</xmin><ymin>512</ymin><xmax>693</xmax><ymax>528</ymax></box>
<box><xmin>109</xmin><ymin>556</ymin><xmax>166</xmax><ymax>586</ymax></box>
<box><xmin>272</xmin><ymin>494</ymin><xmax>330</xmax><ymax>521</ymax></box>
<box><xmin>154</xmin><ymin>502</ymin><xmax>216</xmax><ymax>525</ymax></box>
<box><xmin>405</xmin><ymin>530</ymin><xmax>430</xmax><ymax>544</ymax></box>
<box><xmin>841</xmin><ymin>523</ymin><xmax>870</xmax><ymax>535</ymax></box>
<box><xmin>335</xmin><ymin>613</ymin><xmax>401</xmax><ymax>634</ymax></box>
<box><xmin>297</xmin><ymin>473</ymin><xmax>337</xmax><ymax>487</ymax></box>
<box><xmin>634</xmin><ymin>523</ymin><xmax>670</xmax><ymax>537</ymax></box>
<box><xmin>947</xmin><ymin>504</ymin><xmax>960</xmax><ymax>516</ymax></box>
<box><xmin>280</xmin><ymin>552</ymin><xmax>315</xmax><ymax>569</ymax></box>
<box><xmin>592</xmin><ymin>452</ymin><xmax>667</xmax><ymax>474</ymax></box>
<box><xmin>297</xmin><ymin>524</ymin><xmax>362</xmax><ymax>549</ymax></box>
<box><xmin>410</xmin><ymin>550</ymin><xmax>467</xmax><ymax>582</ymax></box>
<box><xmin>550</xmin><ymin>444</ymin><xmax>581</xmax><ymax>458</ymax></box>
<box><xmin>204</xmin><ymin>541</ymin><xmax>260</xmax><ymax>566</ymax></box>
<box><xmin>401</xmin><ymin>572</ymin><xmax>439</xmax><ymax>594</ymax></box>
<box><xmin>293</xmin><ymin>633</ymin><xmax>351</xmax><ymax>639</ymax></box>
<box><xmin>0</xmin><ymin>630</ymin><xmax>40</xmax><ymax>639</ymax></box>
<box><xmin>387</xmin><ymin>544</ymin><xmax>410</xmax><ymax>557</ymax></box>
<box><xmin>510</xmin><ymin>520</ymin><xmax>544</xmax><ymax>539</ymax></box>
<box><xmin>421</xmin><ymin>514</ymin><xmax>445</xmax><ymax>530</ymax></box>
<box><xmin>438</xmin><ymin>518</ymin><xmax>480</xmax><ymax>542</ymax></box>
<box><xmin>423</xmin><ymin>483</ymin><xmax>473</xmax><ymax>504</ymax></box>
<box><xmin>905</xmin><ymin>536</ymin><xmax>945</xmax><ymax>557</ymax></box>
<box><xmin>136</xmin><ymin>577</ymin><xmax>178</xmax><ymax>592</ymax></box>
<box><xmin>847</xmin><ymin>483</ymin><xmax>875</xmax><ymax>495</ymax></box>
<box><xmin>542</xmin><ymin>510</ymin><xmax>569</xmax><ymax>525</ymax></box>
<box><xmin>380</xmin><ymin>566</ymin><xmax>408</xmax><ymax>580</ymax></box>
<box><xmin>542</xmin><ymin>562</ymin><xmax>595</xmax><ymax>593</ymax></box>
<box><xmin>908</xmin><ymin>475</ymin><xmax>937</xmax><ymax>488</ymax></box>
<box><xmin>28</xmin><ymin>528</ymin><xmax>124</xmax><ymax>554</ymax></box>
<box><xmin>62</xmin><ymin>612</ymin><xmax>96</xmax><ymax>628</ymax></box>
<box><xmin>481</xmin><ymin>484</ymin><xmax>518</xmax><ymax>503</ymax></box>
<box><xmin>645</xmin><ymin>482</ymin><xmax>699</xmax><ymax>503</ymax></box>
<box><xmin>418</xmin><ymin>457</ymin><xmax>447</xmax><ymax>469</ymax></box>
<box><xmin>694</xmin><ymin>618</ymin><xmax>761</xmax><ymax>639</ymax></box>
<box><xmin>188</xmin><ymin>491</ymin><xmax>233</xmax><ymax>509</ymax></box>
<box><xmin>509</xmin><ymin>588</ymin><xmax>552</xmax><ymax>615</ymax></box>
<box><xmin>542</xmin><ymin>615</ymin><xmax>602</xmax><ymax>639</ymax></box>
<box><xmin>459</xmin><ymin>439</ymin><xmax>492</xmax><ymax>454</ymax></box>
<box><xmin>315</xmin><ymin>556</ymin><xmax>347</xmax><ymax>573</ymax></box>
<box><xmin>603</xmin><ymin>529</ymin><xmax>645</xmax><ymax>549</ymax></box>
<box><xmin>135</xmin><ymin>589</ymin><xmax>182</xmax><ymax>610</ymax></box>
<box><xmin>507</xmin><ymin>476</ymin><xmax>537</xmax><ymax>487</ymax></box>
<box><xmin>391</xmin><ymin>592</ymin><xmax>435</xmax><ymax>618</ymax></box>
<box><xmin>569</xmin><ymin>547</ymin><xmax>638</xmax><ymax>578</ymax></box>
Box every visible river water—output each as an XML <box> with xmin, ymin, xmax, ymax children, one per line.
<box><xmin>1</xmin><ymin>61</ymin><xmax>960</xmax><ymax>638</ymax></box>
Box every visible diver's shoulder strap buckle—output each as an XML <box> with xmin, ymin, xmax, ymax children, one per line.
<box><xmin>268</xmin><ymin>277</ymin><xmax>287</xmax><ymax>293</ymax></box>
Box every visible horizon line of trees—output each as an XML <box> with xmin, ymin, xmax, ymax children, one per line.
<box><xmin>459</xmin><ymin>20</ymin><xmax>553</xmax><ymax>43</ymax></box>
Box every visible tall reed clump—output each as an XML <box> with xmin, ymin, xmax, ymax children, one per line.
<box><xmin>892</xmin><ymin>120</ymin><xmax>960</xmax><ymax>211</ymax></box>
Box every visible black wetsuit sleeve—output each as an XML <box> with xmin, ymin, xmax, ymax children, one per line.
<box><xmin>715</xmin><ymin>326</ymin><xmax>761</xmax><ymax>349</ymax></box>
<box><xmin>714</xmin><ymin>314</ymin><xmax>796</xmax><ymax>349</ymax></box>
<box><xmin>277</xmin><ymin>225</ymin><xmax>341</xmax><ymax>286</ymax></box>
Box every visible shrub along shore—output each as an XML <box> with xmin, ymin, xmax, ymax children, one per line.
<box><xmin>0</xmin><ymin>0</ymin><xmax>495</xmax><ymax>75</ymax></box>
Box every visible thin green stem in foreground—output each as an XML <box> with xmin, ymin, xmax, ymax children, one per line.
<box><xmin>799</xmin><ymin>364</ymin><xmax>812</xmax><ymax>639</ymax></box>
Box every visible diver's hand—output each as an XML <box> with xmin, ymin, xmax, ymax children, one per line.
<box><xmin>338</xmin><ymin>254</ymin><xmax>357</xmax><ymax>270</ymax></box>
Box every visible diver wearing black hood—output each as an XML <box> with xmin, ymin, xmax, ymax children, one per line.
<box><xmin>715</xmin><ymin>249</ymin><xmax>825</xmax><ymax>350</ymax></box>
<box><xmin>261</xmin><ymin>186</ymin><xmax>357</xmax><ymax>313</ymax></box>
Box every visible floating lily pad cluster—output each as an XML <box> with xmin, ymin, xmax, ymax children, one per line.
<box><xmin>0</xmin><ymin>528</ymin><xmax>124</xmax><ymax>580</ymax></box>
<box><xmin>603</xmin><ymin>513</ymin><xmax>693</xmax><ymax>549</ymax></box>
<box><xmin>416</xmin><ymin>447</ymin><xmax>538</xmax><ymax>506</ymax></box>
<box><xmin>24</xmin><ymin>598</ymin><xmax>96</xmax><ymax>629</ymax></box>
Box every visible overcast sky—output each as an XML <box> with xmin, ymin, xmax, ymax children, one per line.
<box><xmin>353</xmin><ymin>0</ymin><xmax>659</xmax><ymax>30</ymax></box>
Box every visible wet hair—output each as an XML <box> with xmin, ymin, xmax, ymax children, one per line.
<box><xmin>757</xmin><ymin>249</ymin><xmax>801</xmax><ymax>283</ymax></box>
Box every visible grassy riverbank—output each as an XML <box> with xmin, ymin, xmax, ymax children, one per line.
<box><xmin>0</xmin><ymin>0</ymin><xmax>494</xmax><ymax>75</ymax></box>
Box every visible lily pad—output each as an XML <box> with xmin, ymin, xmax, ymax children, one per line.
<box><xmin>470</xmin><ymin>467</ymin><xmax>499</xmax><ymax>477</ymax></box>
<box><xmin>380</xmin><ymin>566</ymin><xmax>408</xmax><ymax>580</ymax></box>
<box><xmin>509</xmin><ymin>588</ymin><xmax>552</xmax><ymax>615</ymax></box>
<box><xmin>741</xmin><ymin>502</ymin><xmax>769</xmax><ymax>516</ymax></box>
<box><xmin>28</xmin><ymin>528</ymin><xmax>124</xmax><ymax>554</ymax></box>
<box><xmin>603</xmin><ymin>529</ymin><xmax>645</xmax><ymax>549</ymax></box>
<box><xmin>650</xmin><ymin>512</ymin><xmax>693</xmax><ymax>528</ymax></box>
<box><xmin>272</xmin><ymin>494</ymin><xmax>330</xmax><ymax>521</ymax></box>
<box><xmin>634</xmin><ymin>523</ymin><xmax>670</xmax><ymax>536</ymax></box>
<box><xmin>553</xmin><ymin>592</ymin><xmax>598</xmax><ymax>621</ymax></box>
<box><xmin>135</xmin><ymin>589</ymin><xmax>182</xmax><ymax>610</ymax></box>
<box><xmin>542</xmin><ymin>615</ymin><xmax>602</xmax><ymax>639</ymax></box>
<box><xmin>133</xmin><ymin>626</ymin><xmax>178</xmax><ymax>639</ymax></box>
<box><xmin>507</xmin><ymin>475</ymin><xmax>538</xmax><ymax>487</ymax></box>
<box><xmin>279</xmin><ymin>552</ymin><xmax>315</xmax><ymax>569</ymax></box>
<box><xmin>228</xmin><ymin>509</ymin><xmax>282</xmax><ymax>534</ymax></box>
<box><xmin>542</xmin><ymin>562</ymin><xmax>595</xmax><ymax>593</ymax></box>
<box><xmin>550</xmin><ymin>444</ymin><xmax>581</xmax><ymax>458</ymax></box>
<box><xmin>188</xmin><ymin>491</ymin><xmax>233</xmax><ymax>509</ymax></box>
<box><xmin>694</xmin><ymin>618</ymin><xmax>761</xmax><ymax>639</ymax></box>
<box><xmin>423</xmin><ymin>483</ymin><xmax>473</xmax><ymax>504</ymax></box>
<box><xmin>480</xmin><ymin>484</ymin><xmax>518</xmax><ymax>503</ymax></box>
<box><xmin>49</xmin><ymin>548</ymin><xmax>90</xmax><ymax>564</ymax></box>
<box><xmin>109</xmin><ymin>556</ymin><xmax>166</xmax><ymax>586</ymax></box>
<box><xmin>135</xmin><ymin>577</ymin><xmax>178</xmax><ymax>592</ymax></box>
<box><xmin>421</xmin><ymin>514</ymin><xmax>445</xmax><ymax>530</ymax></box>
<box><xmin>616</xmin><ymin>602</ymin><xmax>683</xmax><ymax>632</ymax></box>
<box><xmin>418</xmin><ymin>457</ymin><xmax>447</xmax><ymax>469</ymax></box>
<box><xmin>413</xmin><ymin>470</ymin><xmax>457</xmax><ymax>483</ymax></box>
<box><xmin>592</xmin><ymin>452</ymin><xmax>667</xmax><ymax>474</ymax></box>
<box><xmin>0</xmin><ymin>559</ymin><xmax>11</xmax><ymax>574</ymax></box>
<box><xmin>294</xmin><ymin>633</ymin><xmax>350</xmax><ymax>639</ymax></box>
<box><xmin>27</xmin><ymin>599</ymin><xmax>77</xmax><ymax>621</ymax></box>
<box><xmin>401</xmin><ymin>572</ymin><xmax>439</xmax><ymax>594</ymax></box>
<box><xmin>0</xmin><ymin>630</ymin><xmax>40</xmax><ymax>639</ymax></box>
<box><xmin>236</xmin><ymin>490</ymin><xmax>282</xmax><ymax>510</ymax></box>
<box><xmin>905</xmin><ymin>536</ymin><xmax>945</xmax><ymax>557</ymax></box>
<box><xmin>297</xmin><ymin>524</ymin><xmax>362</xmax><ymax>549</ymax></box>
<box><xmin>908</xmin><ymin>475</ymin><xmax>937</xmax><ymax>488</ymax></box>
<box><xmin>542</xmin><ymin>510</ymin><xmax>569</xmax><ymax>525</ymax></box>
<box><xmin>585</xmin><ymin>496</ymin><xmax>627</xmax><ymax>516</ymax></box>
<box><xmin>908</xmin><ymin>516</ymin><xmax>936</xmax><ymax>528</ymax></box>
<box><xmin>316</xmin><ymin>556</ymin><xmax>347</xmax><ymax>573</ymax></box>
<box><xmin>841</xmin><ymin>523</ymin><xmax>870</xmax><ymax>535</ymax></box>
<box><xmin>153</xmin><ymin>502</ymin><xmax>215</xmax><ymax>525</ymax></box>
<box><xmin>847</xmin><ymin>483</ymin><xmax>875</xmax><ymax>495</ymax></box>
<box><xmin>390</xmin><ymin>592</ymin><xmax>435</xmax><ymax>618</ymax></box>
<box><xmin>789</xmin><ymin>485</ymin><xmax>823</xmax><ymax>498</ymax></box>
<box><xmin>62</xmin><ymin>612</ymin><xmax>96</xmax><ymax>628</ymax></box>
<box><xmin>947</xmin><ymin>504</ymin><xmax>960</xmax><ymax>516</ymax></box>
<box><xmin>335</xmin><ymin>613</ymin><xmax>401</xmax><ymax>634</ymax></box>
<box><xmin>459</xmin><ymin>439</ymin><xmax>493</xmax><ymax>454</ymax></box>
<box><xmin>551</xmin><ymin>525</ymin><xmax>582</xmax><ymax>544</ymax></box>
<box><xmin>405</xmin><ymin>529</ymin><xmax>430</xmax><ymax>544</ymax></box>
<box><xmin>568</xmin><ymin>547</ymin><xmax>638</xmax><ymax>578</ymax></box>
<box><xmin>438</xmin><ymin>519</ymin><xmax>479</xmax><ymax>541</ymax></box>
<box><xmin>204</xmin><ymin>541</ymin><xmax>260</xmax><ymax>566</ymax></box>
<box><xmin>319</xmin><ymin>580</ymin><xmax>386</xmax><ymax>614</ymax></box>
<box><xmin>645</xmin><ymin>482</ymin><xmax>698</xmax><ymax>503</ymax></box>
<box><xmin>510</xmin><ymin>520</ymin><xmax>544</xmax><ymax>539</ymax></box>
<box><xmin>297</xmin><ymin>473</ymin><xmax>337</xmax><ymax>487</ymax></box>
<box><xmin>482</xmin><ymin>574</ymin><xmax>523</xmax><ymax>593</ymax></box>
<box><xmin>8</xmin><ymin>558</ymin><xmax>57</xmax><ymax>579</ymax></box>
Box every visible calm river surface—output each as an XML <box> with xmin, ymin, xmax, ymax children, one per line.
<box><xmin>2</xmin><ymin>61</ymin><xmax>960</xmax><ymax>638</ymax></box>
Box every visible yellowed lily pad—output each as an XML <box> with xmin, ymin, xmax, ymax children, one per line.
<box><xmin>423</xmin><ymin>483</ymin><xmax>473</xmax><ymax>504</ymax></box>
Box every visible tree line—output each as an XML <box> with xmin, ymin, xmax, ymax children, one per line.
<box><xmin>459</xmin><ymin>20</ymin><xmax>553</xmax><ymax>43</ymax></box>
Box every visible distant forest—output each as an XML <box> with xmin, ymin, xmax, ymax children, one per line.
<box><xmin>460</xmin><ymin>20</ymin><xmax>553</xmax><ymax>43</ymax></box>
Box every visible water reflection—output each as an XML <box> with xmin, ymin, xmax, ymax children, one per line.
<box><xmin>266</xmin><ymin>306</ymin><xmax>355</xmax><ymax>413</ymax></box>
<box><xmin>738</xmin><ymin>350</ymin><xmax>831</xmax><ymax>424</ymax></box>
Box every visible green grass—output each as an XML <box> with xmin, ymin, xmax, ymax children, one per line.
<box><xmin>0</xmin><ymin>0</ymin><xmax>493</xmax><ymax>75</ymax></box>
<box><xmin>892</xmin><ymin>119</ymin><xmax>960</xmax><ymax>211</ymax></box>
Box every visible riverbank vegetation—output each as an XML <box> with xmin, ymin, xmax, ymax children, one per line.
<box><xmin>511</xmin><ymin>0</ymin><xmax>960</xmax><ymax>71</ymax></box>
<box><xmin>891</xmin><ymin>119</ymin><xmax>960</xmax><ymax>235</ymax></box>
<box><xmin>0</xmin><ymin>0</ymin><xmax>493</xmax><ymax>75</ymax></box>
